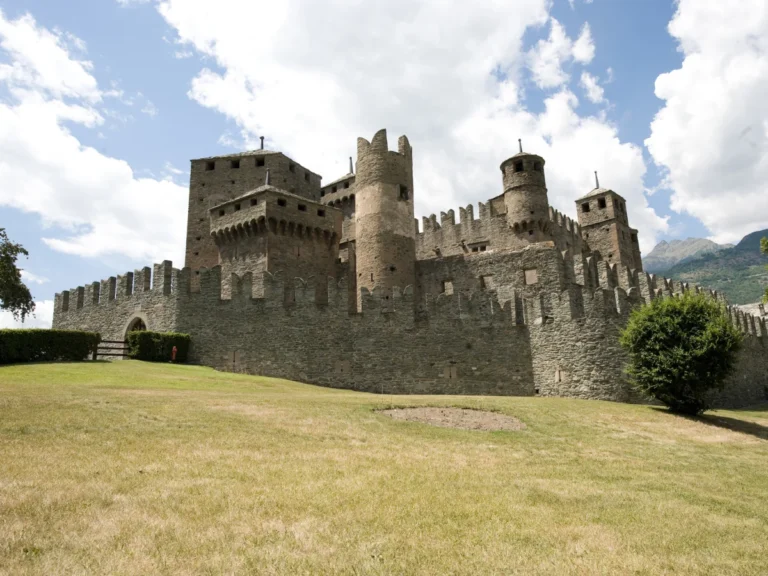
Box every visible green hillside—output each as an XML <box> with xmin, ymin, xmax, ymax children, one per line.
<box><xmin>659</xmin><ymin>229</ymin><xmax>768</xmax><ymax>305</ymax></box>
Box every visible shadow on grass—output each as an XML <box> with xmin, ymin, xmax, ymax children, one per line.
<box><xmin>651</xmin><ymin>406</ymin><xmax>768</xmax><ymax>440</ymax></box>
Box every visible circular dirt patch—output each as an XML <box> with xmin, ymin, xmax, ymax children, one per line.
<box><xmin>380</xmin><ymin>407</ymin><xmax>525</xmax><ymax>432</ymax></box>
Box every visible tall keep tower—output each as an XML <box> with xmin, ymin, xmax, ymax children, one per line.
<box><xmin>354</xmin><ymin>129</ymin><xmax>415</xmax><ymax>309</ymax></box>
<box><xmin>500</xmin><ymin>145</ymin><xmax>551</xmax><ymax>242</ymax></box>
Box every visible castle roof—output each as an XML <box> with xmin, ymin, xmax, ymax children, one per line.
<box><xmin>195</xmin><ymin>149</ymin><xmax>280</xmax><ymax>161</ymax></box>
<box><xmin>211</xmin><ymin>184</ymin><xmax>332</xmax><ymax>212</ymax></box>
<box><xmin>577</xmin><ymin>187</ymin><xmax>621</xmax><ymax>201</ymax></box>
<box><xmin>322</xmin><ymin>173</ymin><xmax>356</xmax><ymax>189</ymax></box>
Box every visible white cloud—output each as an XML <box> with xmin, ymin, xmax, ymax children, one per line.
<box><xmin>0</xmin><ymin>10</ymin><xmax>187</xmax><ymax>265</ymax></box>
<box><xmin>21</xmin><ymin>270</ymin><xmax>49</xmax><ymax>285</ymax></box>
<box><xmin>156</xmin><ymin>0</ymin><xmax>665</xmax><ymax>252</ymax></box>
<box><xmin>645</xmin><ymin>0</ymin><xmax>768</xmax><ymax>244</ymax></box>
<box><xmin>527</xmin><ymin>19</ymin><xmax>594</xmax><ymax>89</ymax></box>
<box><xmin>0</xmin><ymin>299</ymin><xmax>53</xmax><ymax>329</ymax></box>
<box><xmin>0</xmin><ymin>10</ymin><xmax>100</xmax><ymax>102</ymax></box>
<box><xmin>141</xmin><ymin>100</ymin><xmax>158</xmax><ymax>116</ymax></box>
<box><xmin>580</xmin><ymin>71</ymin><xmax>604</xmax><ymax>103</ymax></box>
<box><xmin>572</xmin><ymin>24</ymin><xmax>595</xmax><ymax>64</ymax></box>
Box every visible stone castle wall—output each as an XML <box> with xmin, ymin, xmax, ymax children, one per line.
<box><xmin>52</xmin><ymin>243</ymin><xmax>768</xmax><ymax>407</ymax></box>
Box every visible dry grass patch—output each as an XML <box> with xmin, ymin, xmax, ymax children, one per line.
<box><xmin>0</xmin><ymin>362</ymin><xmax>767</xmax><ymax>575</ymax></box>
<box><xmin>380</xmin><ymin>406</ymin><xmax>525</xmax><ymax>431</ymax></box>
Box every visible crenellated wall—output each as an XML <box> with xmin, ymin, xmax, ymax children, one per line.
<box><xmin>52</xmin><ymin>242</ymin><xmax>768</xmax><ymax>407</ymax></box>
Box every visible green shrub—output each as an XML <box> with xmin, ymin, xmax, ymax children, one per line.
<box><xmin>126</xmin><ymin>331</ymin><xmax>190</xmax><ymax>363</ymax></box>
<box><xmin>619</xmin><ymin>292</ymin><xmax>743</xmax><ymax>415</ymax></box>
<box><xmin>0</xmin><ymin>329</ymin><xmax>101</xmax><ymax>364</ymax></box>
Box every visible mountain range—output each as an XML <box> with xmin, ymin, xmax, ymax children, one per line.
<box><xmin>644</xmin><ymin>230</ymin><xmax>768</xmax><ymax>305</ymax></box>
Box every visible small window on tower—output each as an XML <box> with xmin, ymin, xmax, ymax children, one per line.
<box><xmin>441</xmin><ymin>280</ymin><xmax>454</xmax><ymax>295</ymax></box>
<box><xmin>332</xmin><ymin>186</ymin><xmax>338</xmax><ymax>193</ymax></box>
<box><xmin>277</xmin><ymin>199</ymin><xmax>287</xmax><ymax>207</ymax></box>
<box><xmin>298</xmin><ymin>204</ymin><xmax>307</xmax><ymax>212</ymax></box>
<box><xmin>250</xmin><ymin>198</ymin><xmax>257</xmax><ymax>206</ymax></box>
<box><xmin>218</xmin><ymin>209</ymin><xmax>225</xmax><ymax>217</ymax></box>
<box><xmin>304</xmin><ymin>172</ymin><xmax>310</xmax><ymax>182</ymax></box>
<box><xmin>320</xmin><ymin>190</ymin><xmax>325</xmax><ymax>197</ymax></box>
<box><xmin>344</xmin><ymin>182</ymin><xmax>350</xmax><ymax>189</ymax></box>
<box><xmin>581</xmin><ymin>202</ymin><xmax>591</xmax><ymax>213</ymax></box>
<box><xmin>289</xmin><ymin>163</ymin><xmax>296</xmax><ymax>173</ymax></box>
<box><xmin>533</xmin><ymin>161</ymin><xmax>543</xmax><ymax>172</ymax></box>
<box><xmin>399</xmin><ymin>185</ymin><xmax>409</xmax><ymax>201</ymax></box>
<box><xmin>256</xmin><ymin>158</ymin><xmax>265</xmax><ymax>167</ymax></box>
<box><xmin>317</xmin><ymin>209</ymin><xmax>325</xmax><ymax>217</ymax></box>
<box><xmin>631</xmin><ymin>233</ymin><xmax>638</xmax><ymax>243</ymax></box>
<box><xmin>234</xmin><ymin>203</ymin><xmax>241</xmax><ymax>211</ymax></box>
<box><xmin>514</xmin><ymin>161</ymin><xmax>524</xmax><ymax>173</ymax></box>
<box><xmin>231</xmin><ymin>159</ymin><xmax>240</xmax><ymax>169</ymax></box>
<box><xmin>205</xmin><ymin>161</ymin><xmax>215</xmax><ymax>171</ymax></box>
<box><xmin>524</xmin><ymin>269</ymin><xmax>538</xmax><ymax>285</ymax></box>
<box><xmin>598</xmin><ymin>198</ymin><xmax>606</xmax><ymax>209</ymax></box>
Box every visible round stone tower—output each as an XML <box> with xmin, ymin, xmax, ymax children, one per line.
<box><xmin>354</xmin><ymin>129</ymin><xmax>416</xmax><ymax>309</ymax></box>
<box><xmin>500</xmin><ymin>147</ymin><xmax>551</xmax><ymax>241</ymax></box>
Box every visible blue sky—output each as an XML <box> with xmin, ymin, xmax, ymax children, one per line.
<box><xmin>1</xmin><ymin>0</ymin><xmax>767</xmax><ymax>327</ymax></box>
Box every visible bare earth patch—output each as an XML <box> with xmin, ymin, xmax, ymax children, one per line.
<box><xmin>381</xmin><ymin>407</ymin><xmax>525</xmax><ymax>431</ymax></box>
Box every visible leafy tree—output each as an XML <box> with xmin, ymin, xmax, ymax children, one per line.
<box><xmin>619</xmin><ymin>292</ymin><xmax>743</xmax><ymax>415</ymax></box>
<box><xmin>762</xmin><ymin>237</ymin><xmax>768</xmax><ymax>304</ymax></box>
<box><xmin>0</xmin><ymin>228</ymin><xmax>35</xmax><ymax>322</ymax></box>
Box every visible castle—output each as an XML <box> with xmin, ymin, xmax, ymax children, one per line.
<box><xmin>52</xmin><ymin>129</ymin><xmax>768</xmax><ymax>406</ymax></box>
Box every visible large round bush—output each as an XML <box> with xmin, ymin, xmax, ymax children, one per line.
<box><xmin>619</xmin><ymin>292</ymin><xmax>743</xmax><ymax>415</ymax></box>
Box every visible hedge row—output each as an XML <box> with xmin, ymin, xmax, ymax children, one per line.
<box><xmin>127</xmin><ymin>331</ymin><xmax>190</xmax><ymax>363</ymax></box>
<box><xmin>0</xmin><ymin>329</ymin><xmax>101</xmax><ymax>364</ymax></box>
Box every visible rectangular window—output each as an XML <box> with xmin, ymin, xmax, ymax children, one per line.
<box><xmin>399</xmin><ymin>185</ymin><xmax>409</xmax><ymax>201</ymax></box>
<box><xmin>218</xmin><ymin>209</ymin><xmax>225</xmax><ymax>217</ymax></box>
<box><xmin>320</xmin><ymin>190</ymin><xmax>325</xmax><ymax>197</ymax></box>
<box><xmin>524</xmin><ymin>269</ymin><xmax>538</xmax><ymax>285</ymax></box>
<box><xmin>289</xmin><ymin>163</ymin><xmax>296</xmax><ymax>173</ymax></box>
<box><xmin>480</xmin><ymin>275</ymin><xmax>494</xmax><ymax>290</ymax></box>
<box><xmin>234</xmin><ymin>203</ymin><xmax>241</xmax><ymax>211</ymax></box>
<box><xmin>332</xmin><ymin>186</ymin><xmax>338</xmax><ymax>193</ymax></box>
<box><xmin>231</xmin><ymin>159</ymin><xmax>240</xmax><ymax>169</ymax></box>
<box><xmin>205</xmin><ymin>161</ymin><xmax>215</xmax><ymax>171</ymax></box>
<box><xmin>581</xmin><ymin>202</ymin><xmax>590</xmax><ymax>213</ymax></box>
<box><xmin>514</xmin><ymin>161</ymin><xmax>524</xmax><ymax>173</ymax></box>
<box><xmin>343</xmin><ymin>181</ymin><xmax>350</xmax><ymax>189</ymax></box>
<box><xmin>298</xmin><ymin>204</ymin><xmax>307</xmax><ymax>212</ymax></box>
<box><xmin>317</xmin><ymin>209</ymin><xmax>325</xmax><ymax>217</ymax></box>
<box><xmin>250</xmin><ymin>198</ymin><xmax>257</xmax><ymax>206</ymax></box>
<box><xmin>277</xmin><ymin>199</ymin><xmax>286</xmax><ymax>207</ymax></box>
<box><xmin>441</xmin><ymin>280</ymin><xmax>454</xmax><ymax>295</ymax></box>
<box><xmin>598</xmin><ymin>198</ymin><xmax>606</xmax><ymax>209</ymax></box>
<box><xmin>256</xmin><ymin>158</ymin><xmax>265</xmax><ymax>167</ymax></box>
<box><xmin>304</xmin><ymin>172</ymin><xmax>310</xmax><ymax>182</ymax></box>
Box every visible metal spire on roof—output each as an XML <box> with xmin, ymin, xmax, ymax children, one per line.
<box><xmin>265</xmin><ymin>168</ymin><xmax>271</xmax><ymax>186</ymax></box>
<box><xmin>349</xmin><ymin>156</ymin><xmax>354</xmax><ymax>175</ymax></box>
<box><xmin>518</xmin><ymin>138</ymin><xmax>523</xmax><ymax>153</ymax></box>
<box><xmin>260</xmin><ymin>136</ymin><xmax>265</xmax><ymax>150</ymax></box>
<box><xmin>594</xmin><ymin>171</ymin><xmax>600</xmax><ymax>189</ymax></box>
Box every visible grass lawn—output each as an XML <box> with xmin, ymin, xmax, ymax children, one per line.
<box><xmin>1</xmin><ymin>362</ymin><xmax>767</xmax><ymax>575</ymax></box>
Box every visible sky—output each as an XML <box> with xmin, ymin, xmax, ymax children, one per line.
<box><xmin>1</xmin><ymin>0</ymin><xmax>767</xmax><ymax>329</ymax></box>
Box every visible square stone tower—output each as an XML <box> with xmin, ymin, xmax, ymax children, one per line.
<box><xmin>576</xmin><ymin>186</ymin><xmax>643</xmax><ymax>270</ymax></box>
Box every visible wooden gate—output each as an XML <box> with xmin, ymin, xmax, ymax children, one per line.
<box><xmin>93</xmin><ymin>340</ymin><xmax>129</xmax><ymax>360</ymax></box>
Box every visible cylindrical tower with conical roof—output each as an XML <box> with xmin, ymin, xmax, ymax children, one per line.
<box><xmin>353</xmin><ymin>129</ymin><xmax>416</xmax><ymax>310</ymax></box>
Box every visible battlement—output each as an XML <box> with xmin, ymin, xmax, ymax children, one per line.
<box><xmin>54</xmin><ymin>261</ymin><xmax>185</xmax><ymax>313</ymax></box>
<box><xmin>355</xmin><ymin>129</ymin><xmax>412</xmax><ymax>190</ymax></box>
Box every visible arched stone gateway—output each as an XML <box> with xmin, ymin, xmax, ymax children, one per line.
<box><xmin>123</xmin><ymin>313</ymin><xmax>149</xmax><ymax>339</ymax></box>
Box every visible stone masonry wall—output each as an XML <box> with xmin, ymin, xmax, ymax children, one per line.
<box><xmin>52</xmin><ymin>248</ymin><xmax>767</xmax><ymax>408</ymax></box>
